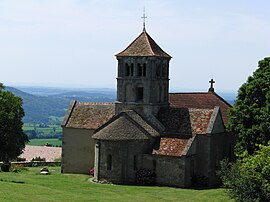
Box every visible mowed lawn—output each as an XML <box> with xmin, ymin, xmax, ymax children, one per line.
<box><xmin>0</xmin><ymin>167</ymin><xmax>233</xmax><ymax>202</ymax></box>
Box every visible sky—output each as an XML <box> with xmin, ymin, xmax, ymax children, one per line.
<box><xmin>1</xmin><ymin>0</ymin><xmax>270</xmax><ymax>93</ymax></box>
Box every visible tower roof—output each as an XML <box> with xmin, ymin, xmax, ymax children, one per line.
<box><xmin>116</xmin><ymin>31</ymin><xmax>172</xmax><ymax>58</ymax></box>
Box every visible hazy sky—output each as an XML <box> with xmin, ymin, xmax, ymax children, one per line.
<box><xmin>1</xmin><ymin>0</ymin><xmax>270</xmax><ymax>93</ymax></box>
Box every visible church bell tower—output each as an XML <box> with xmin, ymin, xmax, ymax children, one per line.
<box><xmin>115</xmin><ymin>25</ymin><xmax>172</xmax><ymax>116</ymax></box>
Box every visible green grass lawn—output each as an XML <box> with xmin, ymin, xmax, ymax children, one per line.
<box><xmin>0</xmin><ymin>167</ymin><xmax>233</xmax><ymax>202</ymax></box>
<box><xmin>27</xmin><ymin>139</ymin><xmax>62</xmax><ymax>147</ymax></box>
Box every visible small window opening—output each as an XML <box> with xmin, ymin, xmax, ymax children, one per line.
<box><xmin>125</xmin><ymin>63</ymin><xmax>130</xmax><ymax>76</ymax></box>
<box><xmin>137</xmin><ymin>64</ymin><xmax>143</xmax><ymax>76</ymax></box>
<box><xmin>153</xmin><ymin>159</ymin><xmax>157</xmax><ymax>172</ymax></box>
<box><xmin>107</xmin><ymin>154</ymin><xmax>112</xmax><ymax>170</ymax></box>
<box><xmin>125</xmin><ymin>63</ymin><xmax>134</xmax><ymax>77</ymax></box>
<box><xmin>130</xmin><ymin>63</ymin><xmax>134</xmax><ymax>76</ymax></box>
<box><xmin>156</xmin><ymin>65</ymin><xmax>161</xmax><ymax>78</ymax></box>
<box><xmin>190</xmin><ymin>159</ymin><xmax>194</xmax><ymax>176</ymax></box>
<box><xmin>133</xmin><ymin>155</ymin><xmax>137</xmax><ymax>170</ymax></box>
<box><xmin>143</xmin><ymin>64</ymin><xmax>146</xmax><ymax>77</ymax></box>
<box><xmin>162</xmin><ymin>64</ymin><xmax>167</xmax><ymax>78</ymax></box>
<box><xmin>136</xmin><ymin>87</ymin><xmax>144</xmax><ymax>101</ymax></box>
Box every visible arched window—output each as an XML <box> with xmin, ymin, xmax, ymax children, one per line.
<box><xmin>125</xmin><ymin>63</ymin><xmax>134</xmax><ymax>77</ymax></box>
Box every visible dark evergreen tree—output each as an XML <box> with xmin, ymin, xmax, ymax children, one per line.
<box><xmin>227</xmin><ymin>57</ymin><xmax>270</xmax><ymax>155</ymax></box>
<box><xmin>0</xmin><ymin>84</ymin><xmax>28</xmax><ymax>170</ymax></box>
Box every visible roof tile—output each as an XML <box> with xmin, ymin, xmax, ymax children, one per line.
<box><xmin>157</xmin><ymin>107</ymin><xmax>213</xmax><ymax>135</ymax></box>
<box><xmin>65</xmin><ymin>102</ymin><xmax>115</xmax><ymax>129</ymax></box>
<box><xmin>153</xmin><ymin>138</ymin><xmax>189</xmax><ymax>156</ymax></box>
<box><xmin>93</xmin><ymin>110</ymin><xmax>160</xmax><ymax>140</ymax></box>
<box><xmin>169</xmin><ymin>92</ymin><xmax>231</xmax><ymax>124</ymax></box>
<box><xmin>116</xmin><ymin>31</ymin><xmax>171</xmax><ymax>58</ymax></box>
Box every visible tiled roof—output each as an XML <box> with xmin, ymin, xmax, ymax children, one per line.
<box><xmin>153</xmin><ymin>138</ymin><xmax>189</xmax><ymax>156</ymax></box>
<box><xmin>20</xmin><ymin>145</ymin><xmax>61</xmax><ymax>162</ymax></box>
<box><xmin>157</xmin><ymin>107</ymin><xmax>214</xmax><ymax>135</ymax></box>
<box><xmin>93</xmin><ymin>110</ymin><xmax>160</xmax><ymax>140</ymax></box>
<box><xmin>116</xmin><ymin>31</ymin><xmax>171</xmax><ymax>58</ymax></box>
<box><xmin>169</xmin><ymin>92</ymin><xmax>231</xmax><ymax>124</ymax></box>
<box><xmin>125</xmin><ymin>111</ymin><xmax>160</xmax><ymax>137</ymax></box>
<box><xmin>63</xmin><ymin>101</ymin><xmax>115</xmax><ymax>129</ymax></box>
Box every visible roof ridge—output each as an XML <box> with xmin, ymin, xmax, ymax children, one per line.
<box><xmin>115</xmin><ymin>32</ymin><xmax>145</xmax><ymax>56</ymax></box>
<box><xmin>211</xmin><ymin>92</ymin><xmax>232</xmax><ymax>107</ymax></box>
<box><xmin>124</xmin><ymin>111</ymin><xmax>159</xmax><ymax>137</ymax></box>
<box><xmin>77</xmin><ymin>102</ymin><xmax>114</xmax><ymax>105</ymax></box>
<box><xmin>61</xmin><ymin>100</ymin><xmax>77</xmax><ymax>127</ymax></box>
<box><xmin>144</xmin><ymin>31</ymin><xmax>155</xmax><ymax>56</ymax></box>
<box><xmin>115</xmin><ymin>31</ymin><xmax>171</xmax><ymax>58</ymax></box>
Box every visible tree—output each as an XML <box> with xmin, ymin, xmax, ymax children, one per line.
<box><xmin>219</xmin><ymin>144</ymin><xmax>270</xmax><ymax>202</ymax></box>
<box><xmin>227</xmin><ymin>57</ymin><xmax>270</xmax><ymax>155</ymax></box>
<box><xmin>0</xmin><ymin>84</ymin><xmax>28</xmax><ymax>169</ymax></box>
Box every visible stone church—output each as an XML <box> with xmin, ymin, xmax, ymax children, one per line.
<box><xmin>61</xmin><ymin>28</ymin><xmax>234</xmax><ymax>187</ymax></box>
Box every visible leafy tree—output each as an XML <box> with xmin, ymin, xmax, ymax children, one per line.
<box><xmin>0</xmin><ymin>84</ymin><xmax>28</xmax><ymax>168</ymax></box>
<box><xmin>227</xmin><ymin>57</ymin><xmax>270</xmax><ymax>155</ymax></box>
<box><xmin>219</xmin><ymin>144</ymin><xmax>270</xmax><ymax>202</ymax></box>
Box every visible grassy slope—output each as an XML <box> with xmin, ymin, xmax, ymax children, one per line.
<box><xmin>26</xmin><ymin>139</ymin><xmax>62</xmax><ymax>147</ymax></box>
<box><xmin>0</xmin><ymin>167</ymin><xmax>233</xmax><ymax>202</ymax></box>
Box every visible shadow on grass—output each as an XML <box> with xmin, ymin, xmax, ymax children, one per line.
<box><xmin>0</xmin><ymin>179</ymin><xmax>25</xmax><ymax>184</ymax></box>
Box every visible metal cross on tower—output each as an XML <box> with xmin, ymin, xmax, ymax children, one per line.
<box><xmin>208</xmin><ymin>78</ymin><xmax>215</xmax><ymax>92</ymax></box>
<box><xmin>141</xmin><ymin>8</ymin><xmax>147</xmax><ymax>31</ymax></box>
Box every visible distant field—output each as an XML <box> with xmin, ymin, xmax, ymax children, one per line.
<box><xmin>23</xmin><ymin>123</ymin><xmax>62</xmax><ymax>139</ymax></box>
<box><xmin>26</xmin><ymin>139</ymin><xmax>62</xmax><ymax>147</ymax></box>
<box><xmin>0</xmin><ymin>166</ymin><xmax>233</xmax><ymax>202</ymax></box>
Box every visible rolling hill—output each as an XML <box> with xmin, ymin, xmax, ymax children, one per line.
<box><xmin>6</xmin><ymin>86</ymin><xmax>116</xmax><ymax>124</ymax></box>
<box><xmin>6</xmin><ymin>87</ymin><xmax>70</xmax><ymax>123</ymax></box>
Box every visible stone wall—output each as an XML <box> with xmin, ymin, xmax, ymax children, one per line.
<box><xmin>95</xmin><ymin>140</ymin><xmax>151</xmax><ymax>183</ymax></box>
<box><xmin>115</xmin><ymin>56</ymin><xmax>170</xmax><ymax>116</ymax></box>
<box><xmin>62</xmin><ymin>127</ymin><xmax>95</xmax><ymax>174</ymax></box>
<box><xmin>194</xmin><ymin>132</ymin><xmax>235</xmax><ymax>186</ymax></box>
<box><xmin>142</xmin><ymin>154</ymin><xmax>191</xmax><ymax>188</ymax></box>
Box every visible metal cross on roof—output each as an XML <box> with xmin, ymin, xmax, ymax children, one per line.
<box><xmin>141</xmin><ymin>8</ymin><xmax>147</xmax><ymax>31</ymax></box>
<box><xmin>209</xmin><ymin>78</ymin><xmax>215</xmax><ymax>92</ymax></box>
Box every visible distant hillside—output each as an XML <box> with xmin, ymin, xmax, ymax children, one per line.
<box><xmin>15</xmin><ymin>86</ymin><xmax>116</xmax><ymax>97</ymax></box>
<box><xmin>6</xmin><ymin>86</ymin><xmax>116</xmax><ymax>124</ymax></box>
<box><xmin>6</xmin><ymin>87</ymin><xmax>70</xmax><ymax>123</ymax></box>
<box><xmin>51</xmin><ymin>91</ymin><xmax>115</xmax><ymax>102</ymax></box>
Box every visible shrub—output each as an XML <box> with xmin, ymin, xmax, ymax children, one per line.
<box><xmin>11</xmin><ymin>164</ymin><xmax>29</xmax><ymax>172</ymax></box>
<box><xmin>31</xmin><ymin>156</ymin><xmax>46</xmax><ymax>162</ymax></box>
<box><xmin>136</xmin><ymin>168</ymin><xmax>156</xmax><ymax>185</ymax></box>
<box><xmin>15</xmin><ymin>157</ymin><xmax>26</xmax><ymax>162</ymax></box>
<box><xmin>54</xmin><ymin>157</ymin><xmax>62</xmax><ymax>162</ymax></box>
<box><xmin>219</xmin><ymin>144</ymin><xmax>270</xmax><ymax>202</ymax></box>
